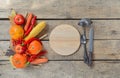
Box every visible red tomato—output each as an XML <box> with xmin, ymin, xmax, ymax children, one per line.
<box><xmin>14</xmin><ymin>14</ymin><xmax>25</xmax><ymax>25</ymax></box>
<box><xmin>15</xmin><ymin>44</ymin><xmax>26</xmax><ymax>54</ymax></box>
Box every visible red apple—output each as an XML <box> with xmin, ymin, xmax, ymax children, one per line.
<box><xmin>14</xmin><ymin>14</ymin><xmax>25</xmax><ymax>25</ymax></box>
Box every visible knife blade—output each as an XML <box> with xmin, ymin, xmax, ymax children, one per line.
<box><xmin>88</xmin><ymin>27</ymin><xmax>94</xmax><ymax>66</ymax></box>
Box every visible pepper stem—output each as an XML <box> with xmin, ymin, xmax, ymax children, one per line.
<box><xmin>21</xmin><ymin>43</ymin><xmax>25</xmax><ymax>46</ymax></box>
<box><xmin>26</xmin><ymin>62</ymin><xmax>30</xmax><ymax>66</ymax></box>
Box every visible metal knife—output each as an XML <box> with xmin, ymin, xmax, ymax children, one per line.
<box><xmin>88</xmin><ymin>27</ymin><xmax>94</xmax><ymax>66</ymax></box>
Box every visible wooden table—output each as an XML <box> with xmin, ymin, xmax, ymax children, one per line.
<box><xmin>0</xmin><ymin>0</ymin><xmax>120</xmax><ymax>78</ymax></box>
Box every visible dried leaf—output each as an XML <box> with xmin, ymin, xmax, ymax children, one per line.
<box><xmin>11</xmin><ymin>9</ymin><xmax>16</xmax><ymax>17</ymax></box>
<box><xmin>5</xmin><ymin>49</ymin><xmax>15</xmax><ymax>56</ymax></box>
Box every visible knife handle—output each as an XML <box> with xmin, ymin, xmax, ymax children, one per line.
<box><xmin>88</xmin><ymin>52</ymin><xmax>92</xmax><ymax>66</ymax></box>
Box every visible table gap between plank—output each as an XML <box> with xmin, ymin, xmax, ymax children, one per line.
<box><xmin>1</xmin><ymin>59</ymin><xmax>120</xmax><ymax>61</ymax></box>
<box><xmin>2</xmin><ymin>18</ymin><xmax>120</xmax><ymax>20</ymax></box>
<box><xmin>1</xmin><ymin>38</ymin><xmax>120</xmax><ymax>41</ymax></box>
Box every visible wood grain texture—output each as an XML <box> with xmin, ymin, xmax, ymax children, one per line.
<box><xmin>1</xmin><ymin>40</ymin><xmax>120</xmax><ymax>60</ymax></box>
<box><xmin>1</xmin><ymin>20</ymin><xmax>120</xmax><ymax>40</ymax></box>
<box><xmin>0</xmin><ymin>0</ymin><xmax>120</xmax><ymax>18</ymax></box>
<box><xmin>0</xmin><ymin>61</ymin><xmax>120</xmax><ymax>78</ymax></box>
<box><xmin>1</xmin><ymin>0</ymin><xmax>120</xmax><ymax>77</ymax></box>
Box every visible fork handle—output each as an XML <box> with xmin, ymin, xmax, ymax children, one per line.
<box><xmin>83</xmin><ymin>44</ymin><xmax>89</xmax><ymax>64</ymax></box>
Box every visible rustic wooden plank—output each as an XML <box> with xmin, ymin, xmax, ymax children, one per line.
<box><xmin>0</xmin><ymin>61</ymin><xmax>120</xmax><ymax>78</ymax></box>
<box><xmin>0</xmin><ymin>20</ymin><xmax>10</xmax><ymax>40</ymax></box>
<box><xmin>0</xmin><ymin>0</ymin><xmax>120</xmax><ymax>18</ymax></box>
<box><xmin>1</xmin><ymin>40</ymin><xmax>120</xmax><ymax>60</ymax></box>
<box><xmin>1</xmin><ymin>20</ymin><xmax>120</xmax><ymax>40</ymax></box>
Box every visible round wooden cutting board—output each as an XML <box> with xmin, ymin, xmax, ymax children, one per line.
<box><xmin>49</xmin><ymin>24</ymin><xmax>81</xmax><ymax>56</ymax></box>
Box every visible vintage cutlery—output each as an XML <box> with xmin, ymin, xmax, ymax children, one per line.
<box><xmin>78</xmin><ymin>18</ymin><xmax>92</xmax><ymax>65</ymax></box>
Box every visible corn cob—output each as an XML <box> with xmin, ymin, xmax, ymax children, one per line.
<box><xmin>24</xmin><ymin>21</ymin><xmax>46</xmax><ymax>41</ymax></box>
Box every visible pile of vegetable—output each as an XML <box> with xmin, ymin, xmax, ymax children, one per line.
<box><xmin>9</xmin><ymin>10</ymin><xmax>48</xmax><ymax>68</ymax></box>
